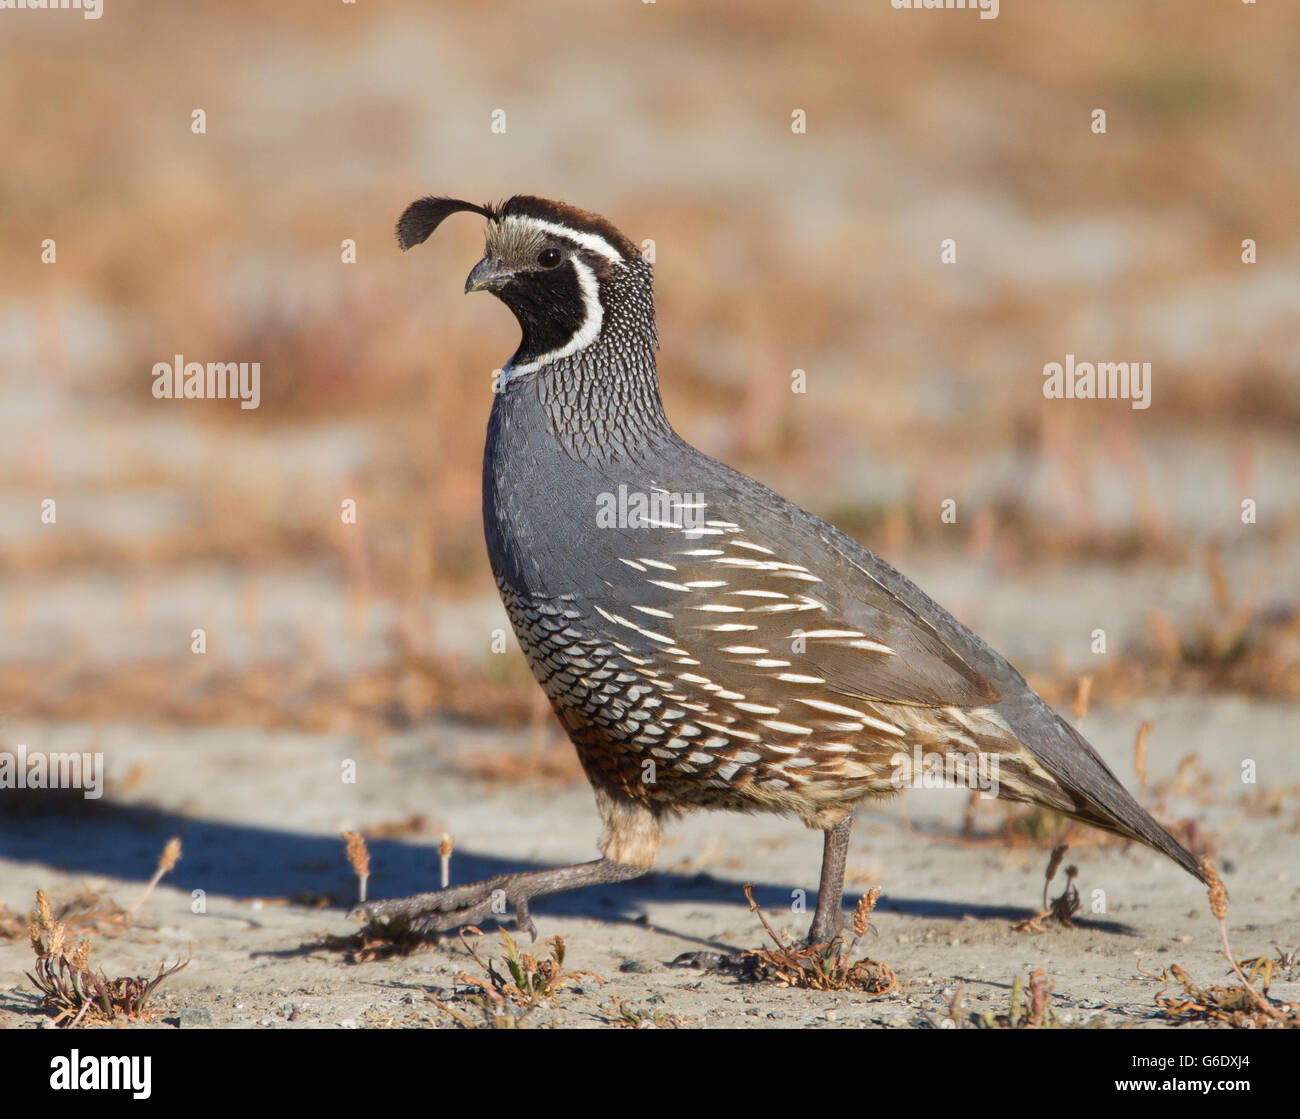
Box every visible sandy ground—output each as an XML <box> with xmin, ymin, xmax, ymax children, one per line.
<box><xmin>2</xmin><ymin>690</ymin><xmax>1296</xmax><ymax>1030</ymax></box>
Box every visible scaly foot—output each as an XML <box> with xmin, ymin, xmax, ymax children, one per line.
<box><xmin>351</xmin><ymin>858</ymin><xmax>648</xmax><ymax>940</ymax></box>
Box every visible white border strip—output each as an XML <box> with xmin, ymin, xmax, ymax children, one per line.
<box><xmin>499</xmin><ymin>214</ymin><xmax>624</xmax><ymax>264</ymax></box>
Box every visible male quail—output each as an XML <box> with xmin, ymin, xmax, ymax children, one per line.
<box><xmin>362</xmin><ymin>194</ymin><xmax>1205</xmax><ymax>943</ymax></box>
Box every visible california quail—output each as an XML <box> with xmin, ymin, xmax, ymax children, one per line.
<box><xmin>362</xmin><ymin>194</ymin><xmax>1206</xmax><ymax>943</ymax></box>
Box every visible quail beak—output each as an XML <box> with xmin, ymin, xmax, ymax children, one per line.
<box><xmin>465</xmin><ymin>257</ymin><xmax>513</xmax><ymax>294</ymax></box>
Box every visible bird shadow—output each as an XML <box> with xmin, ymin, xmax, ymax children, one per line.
<box><xmin>0</xmin><ymin>794</ymin><xmax>1136</xmax><ymax>943</ymax></box>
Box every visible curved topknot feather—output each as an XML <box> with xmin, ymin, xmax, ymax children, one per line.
<box><xmin>396</xmin><ymin>197</ymin><xmax>498</xmax><ymax>251</ymax></box>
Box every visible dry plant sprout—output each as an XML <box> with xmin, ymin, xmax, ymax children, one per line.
<box><xmin>331</xmin><ymin>830</ymin><xmax>465</xmax><ymax>961</ymax></box>
<box><xmin>740</xmin><ymin>883</ymin><xmax>897</xmax><ymax>994</ymax></box>
<box><xmin>25</xmin><ymin>888</ymin><xmax>189</xmax><ymax>1027</ymax></box>
<box><xmin>2</xmin><ymin>836</ymin><xmax>183</xmax><ymax>944</ymax></box>
<box><xmin>127</xmin><ymin>837</ymin><xmax>183</xmax><ymax>916</ymax></box>
<box><xmin>17</xmin><ymin>838</ymin><xmax>187</xmax><ymax>1026</ymax></box>
<box><xmin>439</xmin><ymin>832</ymin><xmax>453</xmax><ymax>888</ymax></box>
<box><xmin>329</xmin><ymin>829</ymin><xmax>425</xmax><ymax>960</ymax></box>
<box><xmin>1135</xmin><ymin>861</ymin><xmax>1298</xmax><ymax>1029</ymax></box>
<box><xmin>939</xmin><ymin>970</ymin><xmax>1061</xmax><ymax>1030</ymax></box>
<box><xmin>598</xmin><ymin>996</ymin><xmax>687</xmax><ymax>1029</ymax></box>
<box><xmin>342</xmin><ymin>830</ymin><xmax>370</xmax><ymax>903</ymax></box>
<box><xmin>428</xmin><ymin>926</ymin><xmax>601</xmax><ymax>1029</ymax></box>
<box><xmin>1014</xmin><ymin>844</ymin><xmax>1080</xmax><ymax>932</ymax></box>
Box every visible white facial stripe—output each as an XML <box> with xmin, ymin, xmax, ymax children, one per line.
<box><xmin>505</xmin><ymin>255</ymin><xmax>604</xmax><ymax>379</ymax></box>
<box><xmin>498</xmin><ymin>214</ymin><xmax>624</xmax><ymax>264</ymax></box>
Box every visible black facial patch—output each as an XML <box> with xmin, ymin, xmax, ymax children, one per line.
<box><xmin>497</xmin><ymin>259</ymin><xmax>590</xmax><ymax>366</ymax></box>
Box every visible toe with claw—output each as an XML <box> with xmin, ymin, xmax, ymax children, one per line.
<box><xmin>351</xmin><ymin>875</ymin><xmax>538</xmax><ymax>938</ymax></box>
<box><xmin>349</xmin><ymin>858</ymin><xmax>649</xmax><ymax>942</ymax></box>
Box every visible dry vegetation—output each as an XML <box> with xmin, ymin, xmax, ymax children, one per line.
<box><xmin>0</xmin><ymin>2</ymin><xmax>1295</xmax><ymax>740</ymax></box>
<box><xmin>10</xmin><ymin>838</ymin><xmax>187</xmax><ymax>1027</ymax></box>
<box><xmin>597</xmin><ymin>996</ymin><xmax>689</xmax><ymax>1030</ymax></box>
<box><xmin>1012</xmin><ymin>845</ymin><xmax>1081</xmax><ymax>932</ymax></box>
<box><xmin>737</xmin><ymin>883</ymin><xmax>898</xmax><ymax>995</ymax></box>
<box><xmin>1146</xmin><ymin>957</ymin><xmax>1300</xmax><ymax>1029</ymax></box>
<box><xmin>26</xmin><ymin>904</ymin><xmax>189</xmax><ymax>1029</ymax></box>
<box><xmin>1031</xmin><ymin>547</ymin><xmax>1300</xmax><ymax>705</ymax></box>
<box><xmin>939</xmin><ymin>970</ymin><xmax>1063</xmax><ymax>1030</ymax></box>
<box><xmin>429</xmin><ymin>927</ymin><xmax>601</xmax><ymax>1029</ymax></box>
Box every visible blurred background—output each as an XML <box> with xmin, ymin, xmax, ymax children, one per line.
<box><xmin>1</xmin><ymin>1</ymin><xmax>1298</xmax><ymax>804</ymax></box>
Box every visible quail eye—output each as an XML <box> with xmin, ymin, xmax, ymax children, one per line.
<box><xmin>537</xmin><ymin>247</ymin><xmax>562</xmax><ymax>268</ymax></box>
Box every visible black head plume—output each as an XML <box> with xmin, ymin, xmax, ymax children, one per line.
<box><xmin>396</xmin><ymin>197</ymin><xmax>498</xmax><ymax>251</ymax></box>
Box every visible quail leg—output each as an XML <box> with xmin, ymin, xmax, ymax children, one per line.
<box><xmin>353</xmin><ymin>858</ymin><xmax>647</xmax><ymax>939</ymax></box>
<box><xmin>804</xmin><ymin>814</ymin><xmax>854</xmax><ymax>946</ymax></box>
<box><xmin>672</xmin><ymin>814</ymin><xmax>857</xmax><ymax>970</ymax></box>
